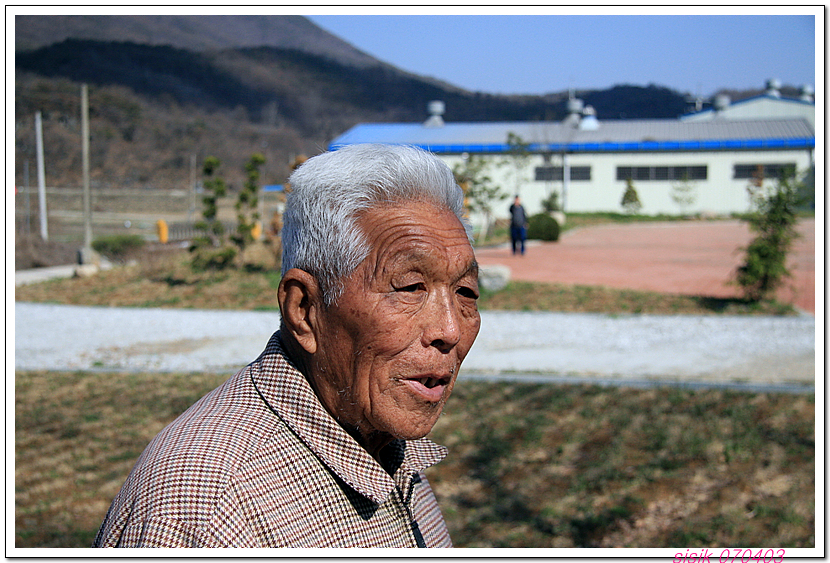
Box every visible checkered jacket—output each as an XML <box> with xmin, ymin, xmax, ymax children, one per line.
<box><xmin>92</xmin><ymin>332</ymin><xmax>453</xmax><ymax>548</ymax></box>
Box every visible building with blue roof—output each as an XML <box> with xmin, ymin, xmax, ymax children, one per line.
<box><xmin>681</xmin><ymin>80</ymin><xmax>816</xmax><ymax>128</ymax></box>
<box><xmin>329</xmin><ymin>81</ymin><xmax>815</xmax><ymax>224</ymax></box>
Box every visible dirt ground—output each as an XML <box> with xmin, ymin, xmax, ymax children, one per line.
<box><xmin>476</xmin><ymin>219</ymin><xmax>816</xmax><ymax>314</ymax></box>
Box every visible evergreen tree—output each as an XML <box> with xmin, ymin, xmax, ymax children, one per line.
<box><xmin>621</xmin><ymin>179</ymin><xmax>642</xmax><ymax>214</ymax></box>
<box><xmin>232</xmin><ymin>153</ymin><xmax>265</xmax><ymax>250</ymax></box>
<box><xmin>735</xmin><ymin>167</ymin><xmax>802</xmax><ymax>302</ymax></box>
<box><xmin>190</xmin><ymin>156</ymin><xmax>236</xmax><ymax>269</ymax></box>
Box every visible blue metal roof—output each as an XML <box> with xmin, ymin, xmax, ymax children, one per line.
<box><xmin>329</xmin><ymin>118</ymin><xmax>815</xmax><ymax>154</ymax></box>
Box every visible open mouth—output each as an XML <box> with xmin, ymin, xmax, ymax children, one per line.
<box><xmin>415</xmin><ymin>376</ymin><xmax>445</xmax><ymax>389</ymax></box>
<box><xmin>404</xmin><ymin>374</ymin><xmax>452</xmax><ymax>401</ymax></box>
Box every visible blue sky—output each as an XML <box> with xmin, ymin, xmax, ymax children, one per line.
<box><xmin>306</xmin><ymin>12</ymin><xmax>818</xmax><ymax>98</ymax></box>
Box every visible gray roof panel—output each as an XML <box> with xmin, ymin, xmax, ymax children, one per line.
<box><xmin>330</xmin><ymin>118</ymin><xmax>815</xmax><ymax>154</ymax></box>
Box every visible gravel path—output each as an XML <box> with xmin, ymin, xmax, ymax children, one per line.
<box><xmin>15</xmin><ymin>303</ymin><xmax>816</xmax><ymax>391</ymax></box>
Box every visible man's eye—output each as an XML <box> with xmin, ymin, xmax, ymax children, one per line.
<box><xmin>457</xmin><ymin>286</ymin><xmax>479</xmax><ymax>300</ymax></box>
<box><xmin>396</xmin><ymin>283</ymin><xmax>424</xmax><ymax>293</ymax></box>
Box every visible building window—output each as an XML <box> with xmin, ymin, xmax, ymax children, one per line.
<box><xmin>685</xmin><ymin>166</ymin><xmax>707</xmax><ymax>180</ymax></box>
<box><xmin>635</xmin><ymin>167</ymin><xmax>651</xmax><ymax>181</ymax></box>
<box><xmin>536</xmin><ymin>166</ymin><xmax>563</xmax><ymax>181</ymax></box>
<box><xmin>535</xmin><ymin>166</ymin><xmax>591</xmax><ymax>181</ymax></box>
<box><xmin>616</xmin><ymin>165</ymin><xmax>707</xmax><ymax>181</ymax></box>
<box><xmin>734</xmin><ymin>163</ymin><xmax>796</xmax><ymax>180</ymax></box>
<box><xmin>571</xmin><ymin>166</ymin><xmax>591</xmax><ymax>181</ymax></box>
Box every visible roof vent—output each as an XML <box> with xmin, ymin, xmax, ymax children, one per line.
<box><xmin>424</xmin><ymin>100</ymin><xmax>445</xmax><ymax>128</ymax></box>
<box><xmin>765</xmin><ymin>78</ymin><xmax>781</xmax><ymax>98</ymax></box>
<box><xmin>714</xmin><ymin>94</ymin><xmax>730</xmax><ymax>111</ymax></box>
<box><xmin>800</xmin><ymin>84</ymin><xmax>814</xmax><ymax>102</ymax></box>
<box><xmin>564</xmin><ymin>97</ymin><xmax>584</xmax><ymax>127</ymax></box>
<box><xmin>567</xmin><ymin>97</ymin><xmax>584</xmax><ymax>114</ymax></box>
<box><xmin>579</xmin><ymin>105</ymin><xmax>599</xmax><ymax>130</ymax></box>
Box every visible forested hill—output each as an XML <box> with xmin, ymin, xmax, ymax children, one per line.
<box><xmin>13</xmin><ymin>14</ymin><xmax>380</xmax><ymax>68</ymax></box>
<box><xmin>13</xmin><ymin>15</ymin><xmax>760</xmax><ymax>189</ymax></box>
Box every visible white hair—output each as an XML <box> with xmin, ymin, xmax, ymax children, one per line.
<box><xmin>281</xmin><ymin>144</ymin><xmax>471</xmax><ymax>305</ymax></box>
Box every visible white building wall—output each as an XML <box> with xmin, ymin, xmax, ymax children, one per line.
<box><xmin>557</xmin><ymin>153</ymin><xmax>613</xmax><ymax>213</ymax></box>
<box><xmin>438</xmin><ymin>147</ymin><xmax>813</xmax><ymax>222</ymax></box>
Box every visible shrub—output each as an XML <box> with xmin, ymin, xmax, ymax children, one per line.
<box><xmin>621</xmin><ymin>179</ymin><xmax>642</xmax><ymax>214</ymax></box>
<box><xmin>735</xmin><ymin>167</ymin><xmax>802</xmax><ymax>302</ymax></box>
<box><xmin>190</xmin><ymin>246</ymin><xmax>237</xmax><ymax>271</ymax></box>
<box><xmin>91</xmin><ymin>234</ymin><xmax>146</xmax><ymax>261</ymax></box>
<box><xmin>527</xmin><ymin>213</ymin><xmax>560</xmax><ymax>241</ymax></box>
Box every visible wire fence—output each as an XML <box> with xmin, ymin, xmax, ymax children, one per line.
<box><xmin>14</xmin><ymin>186</ymin><xmax>284</xmax><ymax>243</ymax></box>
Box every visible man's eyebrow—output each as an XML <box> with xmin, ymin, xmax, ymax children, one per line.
<box><xmin>460</xmin><ymin>259</ymin><xmax>479</xmax><ymax>280</ymax></box>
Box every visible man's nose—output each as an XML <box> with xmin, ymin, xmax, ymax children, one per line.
<box><xmin>422</xmin><ymin>290</ymin><xmax>462</xmax><ymax>352</ymax></box>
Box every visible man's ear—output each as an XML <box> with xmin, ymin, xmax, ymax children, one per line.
<box><xmin>278</xmin><ymin>268</ymin><xmax>321</xmax><ymax>355</ymax></box>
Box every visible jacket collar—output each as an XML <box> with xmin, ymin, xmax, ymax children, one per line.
<box><xmin>250</xmin><ymin>332</ymin><xmax>447</xmax><ymax>505</ymax></box>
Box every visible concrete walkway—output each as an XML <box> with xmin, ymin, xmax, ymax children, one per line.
<box><xmin>14</xmin><ymin>264</ymin><xmax>79</xmax><ymax>286</ymax></box>
<box><xmin>14</xmin><ymin>261</ymin><xmax>113</xmax><ymax>286</ymax></box>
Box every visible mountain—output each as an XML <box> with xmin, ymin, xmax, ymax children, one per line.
<box><xmin>13</xmin><ymin>15</ymin><xmax>698</xmax><ymax>190</ymax></box>
<box><xmin>14</xmin><ymin>14</ymin><xmax>381</xmax><ymax>68</ymax></box>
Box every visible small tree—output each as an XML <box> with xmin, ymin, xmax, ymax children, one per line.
<box><xmin>190</xmin><ymin>156</ymin><xmax>236</xmax><ymax>270</ymax></box>
<box><xmin>670</xmin><ymin>174</ymin><xmax>697</xmax><ymax>216</ymax></box>
<box><xmin>621</xmin><ymin>179</ymin><xmax>642</xmax><ymax>214</ymax></box>
<box><xmin>735</xmin><ymin>166</ymin><xmax>802</xmax><ymax>302</ymax></box>
<box><xmin>231</xmin><ymin>152</ymin><xmax>265</xmax><ymax>251</ymax></box>
<box><xmin>453</xmin><ymin>154</ymin><xmax>508</xmax><ymax>243</ymax></box>
<box><xmin>541</xmin><ymin>190</ymin><xmax>560</xmax><ymax>213</ymax></box>
<box><xmin>500</xmin><ymin>133</ymin><xmax>533</xmax><ymax>196</ymax></box>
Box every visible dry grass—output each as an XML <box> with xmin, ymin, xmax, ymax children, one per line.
<box><xmin>429</xmin><ymin>381</ymin><xmax>815</xmax><ymax>548</ymax></box>
<box><xmin>15</xmin><ymin>248</ymin><xmax>795</xmax><ymax>316</ymax></box>
<box><xmin>479</xmin><ymin>281</ymin><xmax>795</xmax><ymax>316</ymax></box>
<box><xmin>15</xmin><ymin>250</ymin><xmax>283</xmax><ymax>311</ymax></box>
<box><xmin>15</xmin><ymin>371</ymin><xmax>814</xmax><ymax>549</ymax></box>
<box><xmin>14</xmin><ymin>369</ymin><xmax>228</xmax><ymax>548</ymax></box>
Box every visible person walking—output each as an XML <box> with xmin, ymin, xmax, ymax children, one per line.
<box><xmin>509</xmin><ymin>195</ymin><xmax>528</xmax><ymax>255</ymax></box>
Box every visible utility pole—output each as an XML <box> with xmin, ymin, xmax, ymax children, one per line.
<box><xmin>24</xmin><ymin>160</ymin><xmax>31</xmax><ymax>234</ymax></box>
<box><xmin>35</xmin><ymin>111</ymin><xmax>48</xmax><ymax>241</ymax></box>
<box><xmin>188</xmin><ymin>153</ymin><xmax>196</xmax><ymax>222</ymax></box>
<box><xmin>78</xmin><ymin>83</ymin><xmax>100</xmax><ymax>266</ymax></box>
<box><xmin>81</xmin><ymin>83</ymin><xmax>93</xmax><ymax>259</ymax></box>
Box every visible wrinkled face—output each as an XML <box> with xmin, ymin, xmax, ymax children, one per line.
<box><xmin>310</xmin><ymin>200</ymin><xmax>481</xmax><ymax>443</ymax></box>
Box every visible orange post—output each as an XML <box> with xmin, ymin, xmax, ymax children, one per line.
<box><xmin>156</xmin><ymin>219</ymin><xmax>169</xmax><ymax>244</ymax></box>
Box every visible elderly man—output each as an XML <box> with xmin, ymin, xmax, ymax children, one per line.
<box><xmin>92</xmin><ymin>144</ymin><xmax>481</xmax><ymax>548</ymax></box>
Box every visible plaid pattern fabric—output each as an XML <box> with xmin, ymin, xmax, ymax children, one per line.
<box><xmin>92</xmin><ymin>332</ymin><xmax>452</xmax><ymax>548</ymax></box>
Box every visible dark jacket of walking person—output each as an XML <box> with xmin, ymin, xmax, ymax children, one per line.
<box><xmin>509</xmin><ymin>196</ymin><xmax>528</xmax><ymax>255</ymax></box>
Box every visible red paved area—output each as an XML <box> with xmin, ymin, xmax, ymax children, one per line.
<box><xmin>475</xmin><ymin>219</ymin><xmax>817</xmax><ymax>314</ymax></box>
